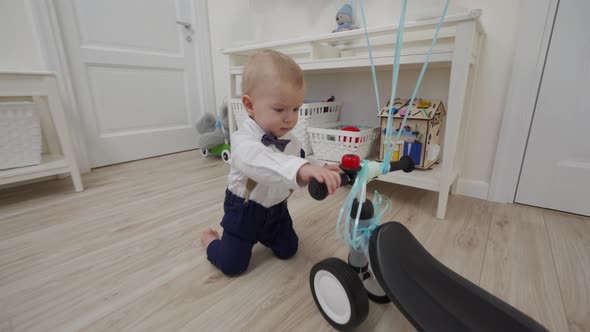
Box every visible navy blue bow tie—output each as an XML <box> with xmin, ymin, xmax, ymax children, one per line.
<box><xmin>261</xmin><ymin>133</ymin><xmax>291</xmax><ymax>152</ymax></box>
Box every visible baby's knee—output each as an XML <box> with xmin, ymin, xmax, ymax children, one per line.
<box><xmin>274</xmin><ymin>237</ymin><xmax>298</xmax><ymax>260</ymax></box>
<box><xmin>220</xmin><ymin>264</ymin><xmax>247</xmax><ymax>276</ymax></box>
<box><xmin>219</xmin><ymin>253</ymin><xmax>251</xmax><ymax>276</ymax></box>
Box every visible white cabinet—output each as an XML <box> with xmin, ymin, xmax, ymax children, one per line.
<box><xmin>0</xmin><ymin>72</ymin><xmax>83</xmax><ymax>192</ymax></box>
<box><xmin>223</xmin><ymin>10</ymin><xmax>483</xmax><ymax>219</ymax></box>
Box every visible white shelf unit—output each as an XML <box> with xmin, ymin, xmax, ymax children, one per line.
<box><xmin>0</xmin><ymin>72</ymin><xmax>83</xmax><ymax>192</ymax></box>
<box><xmin>223</xmin><ymin>10</ymin><xmax>483</xmax><ymax>219</ymax></box>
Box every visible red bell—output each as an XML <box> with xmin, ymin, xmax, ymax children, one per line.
<box><xmin>341</xmin><ymin>154</ymin><xmax>361</xmax><ymax>170</ymax></box>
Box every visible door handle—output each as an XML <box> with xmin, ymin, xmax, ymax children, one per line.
<box><xmin>176</xmin><ymin>20</ymin><xmax>192</xmax><ymax>30</ymax></box>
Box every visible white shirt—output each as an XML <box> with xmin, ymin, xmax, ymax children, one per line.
<box><xmin>227</xmin><ymin>117</ymin><xmax>322</xmax><ymax>207</ymax></box>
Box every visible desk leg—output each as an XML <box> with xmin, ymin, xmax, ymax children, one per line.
<box><xmin>44</xmin><ymin>76</ymin><xmax>84</xmax><ymax>192</ymax></box>
<box><xmin>438</xmin><ymin>21</ymin><xmax>477</xmax><ymax>219</ymax></box>
<box><xmin>70</xmin><ymin>169</ymin><xmax>84</xmax><ymax>192</ymax></box>
<box><xmin>437</xmin><ymin>181</ymin><xmax>451</xmax><ymax>219</ymax></box>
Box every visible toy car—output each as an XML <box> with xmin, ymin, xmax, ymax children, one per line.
<box><xmin>200</xmin><ymin>143</ymin><xmax>231</xmax><ymax>163</ymax></box>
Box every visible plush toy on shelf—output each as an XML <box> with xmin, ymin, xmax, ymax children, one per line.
<box><xmin>332</xmin><ymin>4</ymin><xmax>359</xmax><ymax>33</ymax></box>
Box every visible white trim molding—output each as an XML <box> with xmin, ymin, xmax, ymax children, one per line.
<box><xmin>191</xmin><ymin>0</ymin><xmax>216</xmax><ymax>114</ymax></box>
<box><xmin>456</xmin><ymin>178</ymin><xmax>489</xmax><ymax>201</ymax></box>
<box><xmin>487</xmin><ymin>0</ymin><xmax>559</xmax><ymax>203</ymax></box>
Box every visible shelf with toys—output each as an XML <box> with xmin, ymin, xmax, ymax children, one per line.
<box><xmin>223</xmin><ymin>9</ymin><xmax>483</xmax><ymax>219</ymax></box>
<box><xmin>224</xmin><ymin>10</ymin><xmax>481</xmax><ymax>77</ymax></box>
<box><xmin>373</xmin><ymin>97</ymin><xmax>446</xmax><ymax>189</ymax></box>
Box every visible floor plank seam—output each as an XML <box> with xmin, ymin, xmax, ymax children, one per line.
<box><xmin>477</xmin><ymin>207</ymin><xmax>494</xmax><ymax>286</ymax></box>
<box><xmin>542</xmin><ymin>211</ymin><xmax>572</xmax><ymax>332</ymax></box>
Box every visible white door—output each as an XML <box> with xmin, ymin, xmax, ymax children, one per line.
<box><xmin>56</xmin><ymin>0</ymin><xmax>202</xmax><ymax>167</ymax></box>
<box><xmin>516</xmin><ymin>0</ymin><xmax>590</xmax><ymax>216</ymax></box>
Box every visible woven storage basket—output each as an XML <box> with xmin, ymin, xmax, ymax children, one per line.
<box><xmin>229</xmin><ymin>99</ymin><xmax>342</xmax><ymax>154</ymax></box>
<box><xmin>0</xmin><ymin>102</ymin><xmax>42</xmax><ymax>170</ymax></box>
<box><xmin>307</xmin><ymin>122</ymin><xmax>379</xmax><ymax>162</ymax></box>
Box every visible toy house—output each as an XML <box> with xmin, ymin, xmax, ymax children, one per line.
<box><xmin>378</xmin><ymin>98</ymin><xmax>446</xmax><ymax>169</ymax></box>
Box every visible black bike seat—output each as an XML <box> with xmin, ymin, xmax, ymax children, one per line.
<box><xmin>369</xmin><ymin>222</ymin><xmax>548</xmax><ymax>332</ymax></box>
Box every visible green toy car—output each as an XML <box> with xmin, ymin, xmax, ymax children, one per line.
<box><xmin>200</xmin><ymin>143</ymin><xmax>231</xmax><ymax>163</ymax></box>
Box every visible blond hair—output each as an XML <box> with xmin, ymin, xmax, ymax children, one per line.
<box><xmin>241</xmin><ymin>49</ymin><xmax>304</xmax><ymax>96</ymax></box>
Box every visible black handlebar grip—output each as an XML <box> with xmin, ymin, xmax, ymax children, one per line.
<box><xmin>308</xmin><ymin>172</ymin><xmax>350</xmax><ymax>201</ymax></box>
<box><xmin>389</xmin><ymin>156</ymin><xmax>415</xmax><ymax>173</ymax></box>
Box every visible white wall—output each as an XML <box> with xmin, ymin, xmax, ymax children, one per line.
<box><xmin>207</xmin><ymin>0</ymin><xmax>522</xmax><ymax>198</ymax></box>
<box><xmin>0</xmin><ymin>0</ymin><xmax>521</xmax><ymax>198</ymax></box>
<box><xmin>0</xmin><ymin>0</ymin><xmax>45</xmax><ymax>70</ymax></box>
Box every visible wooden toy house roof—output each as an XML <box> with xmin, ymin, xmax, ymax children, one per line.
<box><xmin>379</xmin><ymin>98</ymin><xmax>445</xmax><ymax>120</ymax></box>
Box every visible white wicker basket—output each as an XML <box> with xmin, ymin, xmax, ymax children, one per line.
<box><xmin>229</xmin><ymin>99</ymin><xmax>342</xmax><ymax>154</ymax></box>
<box><xmin>307</xmin><ymin>122</ymin><xmax>380</xmax><ymax>162</ymax></box>
<box><xmin>0</xmin><ymin>102</ymin><xmax>42</xmax><ymax>170</ymax></box>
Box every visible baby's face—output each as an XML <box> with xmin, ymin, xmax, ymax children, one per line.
<box><xmin>245</xmin><ymin>79</ymin><xmax>305</xmax><ymax>138</ymax></box>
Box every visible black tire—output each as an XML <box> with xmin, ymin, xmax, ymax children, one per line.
<box><xmin>347</xmin><ymin>252</ymin><xmax>391</xmax><ymax>304</ymax></box>
<box><xmin>221</xmin><ymin>150</ymin><xmax>231</xmax><ymax>163</ymax></box>
<box><xmin>310</xmin><ymin>258</ymin><xmax>369</xmax><ymax>331</ymax></box>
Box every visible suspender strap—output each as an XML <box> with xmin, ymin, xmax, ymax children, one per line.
<box><xmin>243</xmin><ymin>178</ymin><xmax>294</xmax><ymax>203</ymax></box>
<box><xmin>244</xmin><ymin>178</ymin><xmax>257</xmax><ymax>202</ymax></box>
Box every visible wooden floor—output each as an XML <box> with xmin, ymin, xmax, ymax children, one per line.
<box><xmin>1</xmin><ymin>151</ymin><xmax>588</xmax><ymax>332</ymax></box>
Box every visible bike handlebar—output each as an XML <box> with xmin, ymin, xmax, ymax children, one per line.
<box><xmin>308</xmin><ymin>156</ymin><xmax>415</xmax><ymax>201</ymax></box>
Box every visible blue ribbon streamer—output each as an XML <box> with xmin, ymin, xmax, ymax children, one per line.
<box><xmin>336</xmin><ymin>0</ymin><xmax>451</xmax><ymax>250</ymax></box>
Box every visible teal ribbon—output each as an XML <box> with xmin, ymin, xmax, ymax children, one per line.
<box><xmin>335</xmin><ymin>1</ymin><xmax>451</xmax><ymax>251</ymax></box>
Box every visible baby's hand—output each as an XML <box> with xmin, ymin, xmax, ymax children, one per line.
<box><xmin>323</xmin><ymin>164</ymin><xmax>343</xmax><ymax>173</ymax></box>
<box><xmin>297</xmin><ymin>164</ymin><xmax>342</xmax><ymax>195</ymax></box>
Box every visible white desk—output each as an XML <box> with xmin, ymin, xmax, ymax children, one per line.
<box><xmin>223</xmin><ymin>10</ymin><xmax>483</xmax><ymax>219</ymax></box>
<box><xmin>0</xmin><ymin>72</ymin><xmax>83</xmax><ymax>192</ymax></box>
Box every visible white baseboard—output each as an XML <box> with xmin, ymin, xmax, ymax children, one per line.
<box><xmin>456</xmin><ymin>178</ymin><xmax>489</xmax><ymax>200</ymax></box>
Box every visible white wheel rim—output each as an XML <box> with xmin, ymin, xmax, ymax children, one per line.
<box><xmin>201</xmin><ymin>149</ymin><xmax>208</xmax><ymax>156</ymax></box>
<box><xmin>313</xmin><ymin>270</ymin><xmax>352</xmax><ymax>325</ymax></box>
<box><xmin>363</xmin><ymin>273</ymin><xmax>387</xmax><ymax>297</ymax></box>
<box><xmin>222</xmin><ymin>150</ymin><xmax>230</xmax><ymax>162</ymax></box>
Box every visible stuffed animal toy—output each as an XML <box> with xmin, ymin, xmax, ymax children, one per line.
<box><xmin>219</xmin><ymin>98</ymin><xmax>230</xmax><ymax>142</ymax></box>
<box><xmin>195</xmin><ymin>99</ymin><xmax>230</xmax><ymax>150</ymax></box>
<box><xmin>332</xmin><ymin>4</ymin><xmax>358</xmax><ymax>32</ymax></box>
